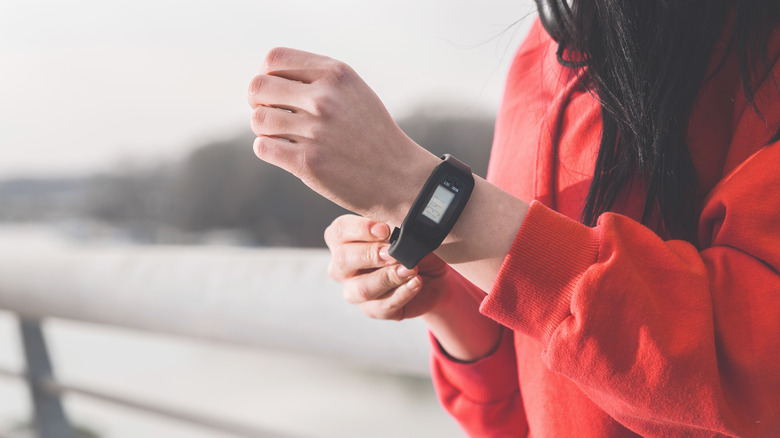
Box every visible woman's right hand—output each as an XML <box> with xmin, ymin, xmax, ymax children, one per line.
<box><xmin>325</xmin><ymin>214</ymin><xmax>453</xmax><ymax>321</ymax></box>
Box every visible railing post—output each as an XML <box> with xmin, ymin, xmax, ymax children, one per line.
<box><xmin>18</xmin><ymin>317</ymin><xmax>78</xmax><ymax>438</ymax></box>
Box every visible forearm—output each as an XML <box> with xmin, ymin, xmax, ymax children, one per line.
<box><xmin>436</xmin><ymin>175</ymin><xmax>529</xmax><ymax>293</ymax></box>
<box><xmin>421</xmin><ymin>271</ymin><xmax>504</xmax><ymax>362</ymax></box>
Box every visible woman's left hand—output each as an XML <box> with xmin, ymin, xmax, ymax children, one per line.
<box><xmin>248</xmin><ymin>47</ymin><xmax>438</xmax><ymax>224</ymax></box>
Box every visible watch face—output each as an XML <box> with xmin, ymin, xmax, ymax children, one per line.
<box><xmin>413</xmin><ymin>171</ymin><xmax>467</xmax><ymax>238</ymax></box>
<box><xmin>422</xmin><ymin>184</ymin><xmax>456</xmax><ymax>224</ymax></box>
<box><xmin>390</xmin><ymin>155</ymin><xmax>474</xmax><ymax>268</ymax></box>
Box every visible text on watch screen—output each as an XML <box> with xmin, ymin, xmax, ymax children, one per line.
<box><xmin>422</xmin><ymin>185</ymin><xmax>455</xmax><ymax>224</ymax></box>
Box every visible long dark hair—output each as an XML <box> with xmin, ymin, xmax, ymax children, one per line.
<box><xmin>543</xmin><ymin>1</ymin><xmax>780</xmax><ymax>241</ymax></box>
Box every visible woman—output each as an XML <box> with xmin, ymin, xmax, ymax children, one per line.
<box><xmin>247</xmin><ymin>1</ymin><xmax>780</xmax><ymax>436</ymax></box>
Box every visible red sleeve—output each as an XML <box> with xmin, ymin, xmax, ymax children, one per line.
<box><xmin>430</xmin><ymin>328</ymin><xmax>529</xmax><ymax>437</ymax></box>
<box><xmin>480</xmin><ymin>142</ymin><xmax>780</xmax><ymax>437</ymax></box>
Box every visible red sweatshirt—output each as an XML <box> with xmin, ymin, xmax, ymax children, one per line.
<box><xmin>431</xmin><ymin>20</ymin><xmax>780</xmax><ymax>438</ymax></box>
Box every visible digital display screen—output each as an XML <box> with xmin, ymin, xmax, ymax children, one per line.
<box><xmin>422</xmin><ymin>185</ymin><xmax>456</xmax><ymax>224</ymax></box>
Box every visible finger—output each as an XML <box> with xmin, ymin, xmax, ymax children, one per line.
<box><xmin>343</xmin><ymin>264</ymin><xmax>419</xmax><ymax>304</ymax></box>
<box><xmin>247</xmin><ymin>74</ymin><xmax>311</xmax><ymax>112</ymax></box>
<box><xmin>251</xmin><ymin>105</ymin><xmax>310</xmax><ymax>139</ymax></box>
<box><xmin>359</xmin><ymin>275</ymin><xmax>423</xmax><ymax>321</ymax></box>
<box><xmin>253</xmin><ymin>136</ymin><xmax>306</xmax><ymax>177</ymax></box>
<box><xmin>261</xmin><ymin>47</ymin><xmax>337</xmax><ymax>83</ymax></box>
<box><xmin>324</xmin><ymin>215</ymin><xmax>391</xmax><ymax>247</ymax></box>
<box><xmin>329</xmin><ymin>242</ymin><xmax>397</xmax><ymax>281</ymax></box>
<box><xmin>261</xmin><ymin>47</ymin><xmax>352</xmax><ymax>84</ymax></box>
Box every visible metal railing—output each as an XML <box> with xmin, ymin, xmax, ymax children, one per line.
<box><xmin>0</xmin><ymin>233</ymin><xmax>431</xmax><ymax>438</ymax></box>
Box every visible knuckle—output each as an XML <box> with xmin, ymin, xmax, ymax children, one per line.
<box><xmin>364</xmin><ymin>219</ymin><xmax>375</xmax><ymax>238</ymax></box>
<box><xmin>323</xmin><ymin>223</ymin><xmax>337</xmax><ymax>247</ymax></box>
<box><xmin>343</xmin><ymin>286</ymin><xmax>359</xmax><ymax>305</ymax></box>
<box><xmin>300</xmin><ymin>142</ymin><xmax>328</xmax><ymax>175</ymax></box>
<box><xmin>331</xmin><ymin>247</ymin><xmax>347</xmax><ymax>270</ymax></box>
<box><xmin>326</xmin><ymin>260</ymin><xmax>341</xmax><ymax>282</ymax></box>
<box><xmin>326</xmin><ymin>60</ymin><xmax>352</xmax><ymax>83</ymax></box>
<box><xmin>361</xmin><ymin>304</ymin><xmax>384</xmax><ymax>320</ymax></box>
<box><xmin>325</xmin><ymin>215</ymin><xmax>368</xmax><ymax>246</ymax></box>
<box><xmin>294</xmin><ymin>147</ymin><xmax>312</xmax><ymax>180</ymax></box>
<box><xmin>304</xmin><ymin>121</ymin><xmax>325</xmax><ymax>141</ymax></box>
<box><xmin>309</xmin><ymin>91</ymin><xmax>333</xmax><ymax>117</ymax></box>
<box><xmin>360</xmin><ymin>305</ymin><xmax>376</xmax><ymax>319</ymax></box>
<box><xmin>248</xmin><ymin>75</ymin><xmax>267</xmax><ymax>99</ymax></box>
<box><xmin>362</xmin><ymin>243</ymin><xmax>381</xmax><ymax>266</ymax></box>
<box><xmin>378</xmin><ymin>299</ymin><xmax>397</xmax><ymax>316</ymax></box>
<box><xmin>263</xmin><ymin>47</ymin><xmax>288</xmax><ymax>71</ymax></box>
<box><xmin>252</xmin><ymin>137</ymin><xmax>269</xmax><ymax>159</ymax></box>
<box><xmin>326</xmin><ymin>217</ymin><xmax>345</xmax><ymax>242</ymax></box>
<box><xmin>383</xmin><ymin>266</ymin><xmax>402</xmax><ymax>288</ymax></box>
<box><xmin>251</xmin><ymin>107</ymin><xmax>267</xmax><ymax>130</ymax></box>
<box><xmin>345</xmin><ymin>282</ymin><xmax>370</xmax><ymax>304</ymax></box>
<box><xmin>355</xmin><ymin>284</ymin><xmax>373</xmax><ymax>302</ymax></box>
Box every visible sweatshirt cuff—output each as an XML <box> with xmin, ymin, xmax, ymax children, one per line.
<box><xmin>480</xmin><ymin>201</ymin><xmax>600</xmax><ymax>344</ymax></box>
<box><xmin>430</xmin><ymin>327</ymin><xmax>518</xmax><ymax>404</ymax></box>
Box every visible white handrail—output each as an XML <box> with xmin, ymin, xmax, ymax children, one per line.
<box><xmin>0</xmin><ymin>228</ymin><xmax>431</xmax><ymax>377</ymax></box>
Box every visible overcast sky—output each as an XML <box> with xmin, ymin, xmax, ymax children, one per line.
<box><xmin>0</xmin><ymin>0</ymin><xmax>537</xmax><ymax>178</ymax></box>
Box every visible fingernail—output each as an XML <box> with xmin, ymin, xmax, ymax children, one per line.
<box><xmin>380</xmin><ymin>246</ymin><xmax>393</xmax><ymax>262</ymax></box>
<box><xmin>406</xmin><ymin>276</ymin><xmax>421</xmax><ymax>290</ymax></box>
<box><xmin>371</xmin><ymin>223</ymin><xmax>389</xmax><ymax>239</ymax></box>
<box><xmin>397</xmin><ymin>264</ymin><xmax>414</xmax><ymax>278</ymax></box>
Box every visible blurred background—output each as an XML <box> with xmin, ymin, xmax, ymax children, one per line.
<box><xmin>0</xmin><ymin>0</ymin><xmax>537</xmax><ymax>436</ymax></box>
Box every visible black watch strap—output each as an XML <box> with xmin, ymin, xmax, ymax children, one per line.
<box><xmin>387</xmin><ymin>226</ymin><xmax>430</xmax><ymax>269</ymax></box>
<box><xmin>388</xmin><ymin>154</ymin><xmax>474</xmax><ymax>269</ymax></box>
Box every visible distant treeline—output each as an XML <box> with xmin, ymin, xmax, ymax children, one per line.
<box><xmin>0</xmin><ymin>108</ymin><xmax>495</xmax><ymax>247</ymax></box>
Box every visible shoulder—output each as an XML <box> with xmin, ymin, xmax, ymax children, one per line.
<box><xmin>504</xmin><ymin>19</ymin><xmax>561</xmax><ymax>90</ymax></box>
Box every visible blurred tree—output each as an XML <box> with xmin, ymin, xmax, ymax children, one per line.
<box><xmin>83</xmin><ymin>165</ymin><xmax>171</xmax><ymax>224</ymax></box>
<box><xmin>165</xmin><ymin>132</ymin><xmax>349</xmax><ymax>247</ymax></box>
<box><xmin>0</xmin><ymin>178</ymin><xmax>91</xmax><ymax>221</ymax></box>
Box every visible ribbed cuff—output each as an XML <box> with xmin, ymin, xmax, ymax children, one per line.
<box><xmin>430</xmin><ymin>328</ymin><xmax>518</xmax><ymax>404</ymax></box>
<box><xmin>480</xmin><ymin>201</ymin><xmax>600</xmax><ymax>345</ymax></box>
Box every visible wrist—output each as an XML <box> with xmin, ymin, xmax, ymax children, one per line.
<box><xmin>387</xmin><ymin>153</ymin><xmax>475</xmax><ymax>269</ymax></box>
<box><xmin>376</xmin><ymin>143</ymin><xmax>440</xmax><ymax>227</ymax></box>
<box><xmin>421</xmin><ymin>267</ymin><xmax>482</xmax><ymax>319</ymax></box>
<box><xmin>421</xmin><ymin>271</ymin><xmax>501</xmax><ymax>362</ymax></box>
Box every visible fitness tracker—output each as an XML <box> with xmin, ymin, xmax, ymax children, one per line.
<box><xmin>388</xmin><ymin>154</ymin><xmax>474</xmax><ymax>269</ymax></box>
